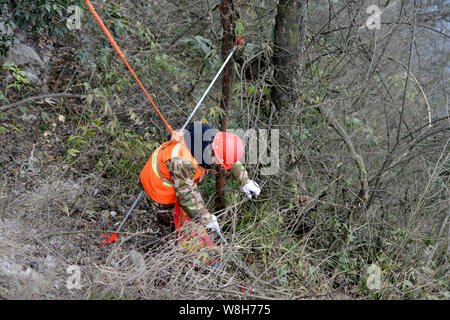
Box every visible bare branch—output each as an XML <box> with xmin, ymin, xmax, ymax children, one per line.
<box><xmin>0</xmin><ymin>93</ymin><xmax>86</xmax><ymax>112</ymax></box>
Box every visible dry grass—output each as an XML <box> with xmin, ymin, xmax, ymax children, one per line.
<box><xmin>1</xmin><ymin>0</ymin><xmax>449</xmax><ymax>300</ymax></box>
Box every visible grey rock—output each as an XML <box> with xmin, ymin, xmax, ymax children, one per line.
<box><xmin>1</xmin><ymin>43</ymin><xmax>45</xmax><ymax>69</ymax></box>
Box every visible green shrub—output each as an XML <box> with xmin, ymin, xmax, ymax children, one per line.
<box><xmin>0</xmin><ymin>0</ymin><xmax>85</xmax><ymax>56</ymax></box>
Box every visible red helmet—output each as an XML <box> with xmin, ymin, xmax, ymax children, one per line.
<box><xmin>212</xmin><ymin>132</ymin><xmax>244</xmax><ymax>169</ymax></box>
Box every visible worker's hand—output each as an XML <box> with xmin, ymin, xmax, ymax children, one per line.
<box><xmin>171</xmin><ymin>130</ymin><xmax>185</xmax><ymax>142</ymax></box>
<box><xmin>205</xmin><ymin>214</ymin><xmax>220</xmax><ymax>233</ymax></box>
<box><xmin>241</xmin><ymin>180</ymin><xmax>261</xmax><ymax>199</ymax></box>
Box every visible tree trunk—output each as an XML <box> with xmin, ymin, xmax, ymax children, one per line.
<box><xmin>271</xmin><ymin>0</ymin><xmax>308</xmax><ymax>110</ymax></box>
<box><xmin>215</xmin><ymin>0</ymin><xmax>234</xmax><ymax>211</ymax></box>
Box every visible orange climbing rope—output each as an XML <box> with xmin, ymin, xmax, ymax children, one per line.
<box><xmin>83</xmin><ymin>0</ymin><xmax>173</xmax><ymax>133</ymax></box>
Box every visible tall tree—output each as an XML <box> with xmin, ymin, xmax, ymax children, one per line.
<box><xmin>271</xmin><ymin>0</ymin><xmax>309</xmax><ymax>110</ymax></box>
<box><xmin>215</xmin><ymin>0</ymin><xmax>234</xmax><ymax>211</ymax></box>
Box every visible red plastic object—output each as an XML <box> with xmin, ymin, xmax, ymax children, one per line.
<box><xmin>100</xmin><ymin>233</ymin><xmax>118</xmax><ymax>246</ymax></box>
<box><xmin>233</xmin><ymin>36</ymin><xmax>245</xmax><ymax>48</ymax></box>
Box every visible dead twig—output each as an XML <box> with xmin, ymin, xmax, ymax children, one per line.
<box><xmin>0</xmin><ymin>93</ymin><xmax>85</xmax><ymax>112</ymax></box>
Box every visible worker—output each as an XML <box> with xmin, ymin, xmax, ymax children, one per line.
<box><xmin>139</xmin><ymin>122</ymin><xmax>261</xmax><ymax>253</ymax></box>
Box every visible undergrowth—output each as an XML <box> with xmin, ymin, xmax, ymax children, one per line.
<box><xmin>0</xmin><ymin>0</ymin><xmax>448</xmax><ymax>300</ymax></box>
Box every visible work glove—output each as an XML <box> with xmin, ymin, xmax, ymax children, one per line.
<box><xmin>241</xmin><ymin>180</ymin><xmax>261</xmax><ymax>199</ymax></box>
<box><xmin>205</xmin><ymin>214</ymin><xmax>220</xmax><ymax>233</ymax></box>
<box><xmin>170</xmin><ymin>130</ymin><xmax>185</xmax><ymax>142</ymax></box>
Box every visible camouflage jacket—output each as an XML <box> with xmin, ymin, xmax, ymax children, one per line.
<box><xmin>166</xmin><ymin>157</ymin><xmax>249</xmax><ymax>225</ymax></box>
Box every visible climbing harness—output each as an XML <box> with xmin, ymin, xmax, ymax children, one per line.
<box><xmin>83</xmin><ymin>0</ymin><xmax>244</xmax><ymax>245</ymax></box>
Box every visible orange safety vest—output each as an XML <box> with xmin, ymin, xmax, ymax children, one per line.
<box><xmin>140</xmin><ymin>140</ymin><xmax>208</xmax><ymax>204</ymax></box>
